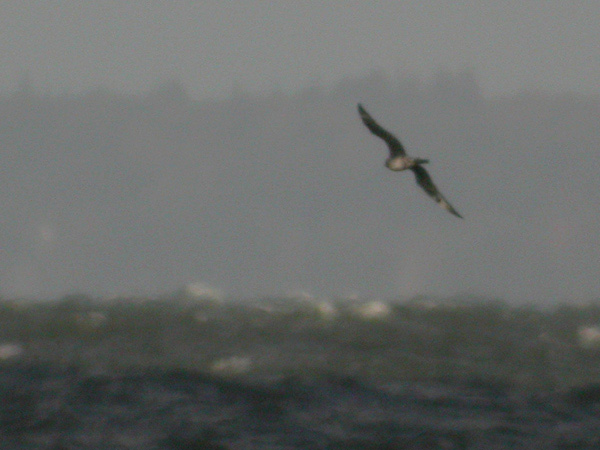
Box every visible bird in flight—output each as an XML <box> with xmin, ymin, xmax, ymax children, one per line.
<box><xmin>357</xmin><ymin>104</ymin><xmax>462</xmax><ymax>218</ymax></box>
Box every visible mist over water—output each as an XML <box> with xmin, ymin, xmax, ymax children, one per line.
<box><xmin>1</xmin><ymin>73</ymin><xmax>599</xmax><ymax>302</ymax></box>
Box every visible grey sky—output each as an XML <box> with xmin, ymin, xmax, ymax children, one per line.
<box><xmin>1</xmin><ymin>2</ymin><xmax>600</xmax><ymax>303</ymax></box>
<box><xmin>1</xmin><ymin>1</ymin><xmax>600</xmax><ymax>98</ymax></box>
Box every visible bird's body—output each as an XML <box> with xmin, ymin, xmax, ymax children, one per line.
<box><xmin>357</xmin><ymin>104</ymin><xmax>462</xmax><ymax>218</ymax></box>
<box><xmin>385</xmin><ymin>156</ymin><xmax>429</xmax><ymax>171</ymax></box>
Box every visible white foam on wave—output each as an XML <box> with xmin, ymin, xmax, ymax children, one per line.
<box><xmin>312</xmin><ymin>300</ymin><xmax>338</xmax><ymax>320</ymax></box>
<box><xmin>209</xmin><ymin>356</ymin><xmax>252</xmax><ymax>375</ymax></box>
<box><xmin>351</xmin><ymin>300</ymin><xmax>392</xmax><ymax>320</ymax></box>
<box><xmin>183</xmin><ymin>282</ymin><xmax>224</xmax><ymax>301</ymax></box>
<box><xmin>577</xmin><ymin>326</ymin><xmax>600</xmax><ymax>349</ymax></box>
<box><xmin>0</xmin><ymin>343</ymin><xmax>24</xmax><ymax>360</ymax></box>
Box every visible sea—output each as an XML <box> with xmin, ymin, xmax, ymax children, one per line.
<box><xmin>1</xmin><ymin>295</ymin><xmax>600</xmax><ymax>449</ymax></box>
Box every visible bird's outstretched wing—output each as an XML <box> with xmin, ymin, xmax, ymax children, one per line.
<box><xmin>357</xmin><ymin>104</ymin><xmax>406</xmax><ymax>157</ymax></box>
<box><xmin>411</xmin><ymin>165</ymin><xmax>462</xmax><ymax>218</ymax></box>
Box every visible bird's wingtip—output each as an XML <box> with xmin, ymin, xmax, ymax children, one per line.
<box><xmin>449</xmin><ymin>207</ymin><xmax>463</xmax><ymax>219</ymax></box>
<box><xmin>439</xmin><ymin>198</ymin><xmax>463</xmax><ymax>219</ymax></box>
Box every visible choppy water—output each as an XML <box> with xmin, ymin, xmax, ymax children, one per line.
<box><xmin>1</xmin><ymin>363</ymin><xmax>600</xmax><ymax>449</ymax></box>
<box><xmin>1</xmin><ymin>296</ymin><xmax>600</xmax><ymax>448</ymax></box>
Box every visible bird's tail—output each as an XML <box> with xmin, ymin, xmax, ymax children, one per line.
<box><xmin>414</xmin><ymin>158</ymin><xmax>429</xmax><ymax>165</ymax></box>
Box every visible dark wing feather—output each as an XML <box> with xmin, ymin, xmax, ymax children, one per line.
<box><xmin>411</xmin><ymin>165</ymin><xmax>462</xmax><ymax>218</ymax></box>
<box><xmin>357</xmin><ymin>104</ymin><xmax>406</xmax><ymax>157</ymax></box>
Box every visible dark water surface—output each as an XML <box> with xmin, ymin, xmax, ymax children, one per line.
<box><xmin>2</xmin><ymin>297</ymin><xmax>600</xmax><ymax>448</ymax></box>
<box><xmin>1</xmin><ymin>363</ymin><xmax>600</xmax><ymax>449</ymax></box>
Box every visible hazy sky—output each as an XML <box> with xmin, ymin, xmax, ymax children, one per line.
<box><xmin>2</xmin><ymin>2</ymin><xmax>600</xmax><ymax>303</ymax></box>
<box><xmin>2</xmin><ymin>1</ymin><xmax>600</xmax><ymax>98</ymax></box>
